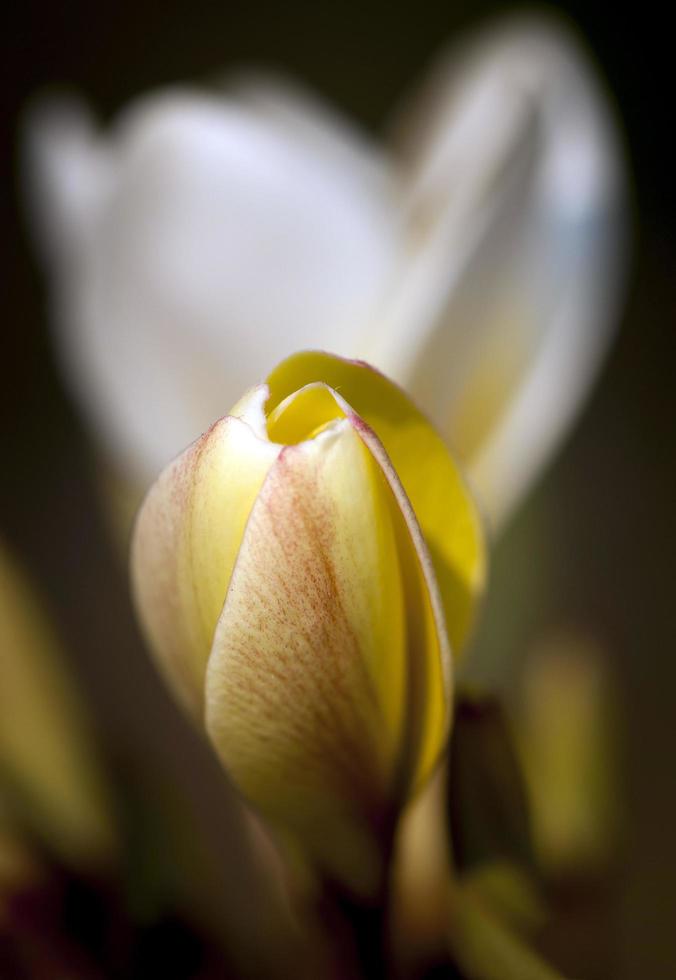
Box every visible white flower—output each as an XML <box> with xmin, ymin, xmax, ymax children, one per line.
<box><xmin>25</xmin><ymin>14</ymin><xmax>626</xmax><ymax>528</ymax></box>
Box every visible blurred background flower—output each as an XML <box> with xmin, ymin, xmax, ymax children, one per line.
<box><xmin>24</xmin><ymin>15</ymin><xmax>624</xmax><ymax>534</ymax></box>
<box><xmin>3</xmin><ymin>1</ymin><xmax>675</xmax><ymax>977</ymax></box>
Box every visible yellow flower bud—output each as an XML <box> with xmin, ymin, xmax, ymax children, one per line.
<box><xmin>131</xmin><ymin>352</ymin><xmax>485</xmax><ymax>895</ymax></box>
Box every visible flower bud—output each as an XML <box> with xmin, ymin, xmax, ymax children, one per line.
<box><xmin>132</xmin><ymin>352</ymin><xmax>485</xmax><ymax>895</ymax></box>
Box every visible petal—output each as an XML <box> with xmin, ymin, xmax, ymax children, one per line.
<box><xmin>131</xmin><ymin>388</ymin><xmax>281</xmax><ymax>717</ymax></box>
<box><xmin>222</xmin><ymin>69</ymin><xmax>394</xmax><ymax>206</ymax></box>
<box><xmin>27</xmin><ymin>88</ymin><xmax>399</xmax><ymax>487</ymax></box>
<box><xmin>266</xmin><ymin>380</ymin><xmax>453</xmax><ymax>787</ymax></box>
<box><xmin>205</xmin><ymin>418</ymin><xmax>442</xmax><ymax>893</ymax></box>
<box><xmin>22</xmin><ymin>95</ymin><xmax>113</xmax><ymax>271</ymax></box>
<box><xmin>381</xmin><ymin>15</ymin><xmax>626</xmax><ymax>527</ymax></box>
<box><xmin>266</xmin><ymin>352</ymin><xmax>486</xmax><ymax>657</ymax></box>
<box><xmin>350</xmin><ymin>415</ymin><xmax>451</xmax><ymax>793</ymax></box>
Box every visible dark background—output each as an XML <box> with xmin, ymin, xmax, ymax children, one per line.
<box><xmin>3</xmin><ymin>2</ymin><xmax>675</xmax><ymax>977</ymax></box>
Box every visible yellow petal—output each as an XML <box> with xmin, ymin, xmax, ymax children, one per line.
<box><xmin>268</xmin><ymin>383</ymin><xmax>451</xmax><ymax>795</ymax></box>
<box><xmin>269</xmin><ymin>381</ymin><xmax>452</xmax><ymax>789</ymax></box>
<box><xmin>272</xmin><ymin>380</ymin><xmax>453</xmax><ymax>785</ymax></box>
<box><xmin>351</xmin><ymin>414</ymin><xmax>451</xmax><ymax>792</ymax></box>
<box><xmin>205</xmin><ymin>418</ymin><xmax>442</xmax><ymax>894</ymax></box>
<box><xmin>131</xmin><ymin>387</ymin><xmax>281</xmax><ymax>716</ymax></box>
<box><xmin>267</xmin><ymin>352</ymin><xmax>486</xmax><ymax>656</ymax></box>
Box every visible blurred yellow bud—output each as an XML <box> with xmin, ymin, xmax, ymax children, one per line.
<box><xmin>0</xmin><ymin>543</ymin><xmax>116</xmax><ymax>869</ymax></box>
<box><xmin>132</xmin><ymin>352</ymin><xmax>485</xmax><ymax>895</ymax></box>
<box><xmin>516</xmin><ymin>630</ymin><xmax>620</xmax><ymax>874</ymax></box>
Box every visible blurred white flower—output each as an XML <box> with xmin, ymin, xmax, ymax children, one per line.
<box><xmin>25</xmin><ymin>13</ymin><xmax>626</xmax><ymax>529</ymax></box>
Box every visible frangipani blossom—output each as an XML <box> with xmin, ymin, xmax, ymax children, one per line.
<box><xmin>26</xmin><ymin>14</ymin><xmax>626</xmax><ymax>529</ymax></box>
<box><xmin>131</xmin><ymin>352</ymin><xmax>485</xmax><ymax>896</ymax></box>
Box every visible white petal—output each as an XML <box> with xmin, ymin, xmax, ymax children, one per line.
<box><xmin>28</xmin><ymin>87</ymin><xmax>400</xmax><ymax>486</ymax></box>
<box><xmin>221</xmin><ymin>68</ymin><xmax>393</xmax><ymax>204</ymax></box>
<box><xmin>375</xmin><ymin>15</ymin><xmax>627</xmax><ymax>528</ymax></box>
<box><xmin>22</xmin><ymin>95</ymin><xmax>113</xmax><ymax>272</ymax></box>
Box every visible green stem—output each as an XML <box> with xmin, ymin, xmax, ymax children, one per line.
<box><xmin>318</xmin><ymin>821</ymin><xmax>397</xmax><ymax>979</ymax></box>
